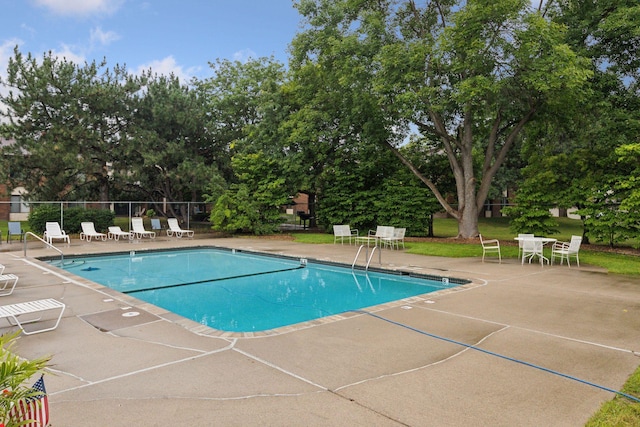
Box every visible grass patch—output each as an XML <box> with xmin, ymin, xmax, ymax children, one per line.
<box><xmin>586</xmin><ymin>366</ymin><xmax>640</xmax><ymax>426</ymax></box>
<box><xmin>290</xmin><ymin>217</ymin><xmax>640</xmax><ymax>275</ymax></box>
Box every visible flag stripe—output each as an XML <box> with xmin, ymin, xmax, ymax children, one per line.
<box><xmin>9</xmin><ymin>376</ymin><xmax>49</xmax><ymax>427</ymax></box>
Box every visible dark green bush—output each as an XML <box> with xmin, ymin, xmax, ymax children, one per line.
<box><xmin>28</xmin><ymin>205</ymin><xmax>62</xmax><ymax>234</ymax></box>
<box><xmin>28</xmin><ymin>206</ymin><xmax>115</xmax><ymax>234</ymax></box>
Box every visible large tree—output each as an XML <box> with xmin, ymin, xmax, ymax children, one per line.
<box><xmin>506</xmin><ymin>0</ymin><xmax>640</xmax><ymax>243</ymax></box>
<box><xmin>292</xmin><ymin>0</ymin><xmax>592</xmax><ymax>238</ymax></box>
<box><xmin>124</xmin><ymin>73</ymin><xmax>224</xmax><ymax>220</ymax></box>
<box><xmin>198</xmin><ymin>57</ymin><xmax>294</xmax><ymax>233</ymax></box>
<box><xmin>0</xmin><ymin>48</ymin><xmax>143</xmax><ymax>202</ymax></box>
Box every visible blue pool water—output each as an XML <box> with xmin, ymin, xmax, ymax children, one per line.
<box><xmin>52</xmin><ymin>248</ymin><xmax>465</xmax><ymax>332</ymax></box>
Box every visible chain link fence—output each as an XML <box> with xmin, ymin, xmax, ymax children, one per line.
<box><xmin>0</xmin><ymin>200</ymin><xmax>210</xmax><ymax>232</ymax></box>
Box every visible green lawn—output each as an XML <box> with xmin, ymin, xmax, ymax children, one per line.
<box><xmin>292</xmin><ymin>218</ymin><xmax>640</xmax><ymax>275</ymax></box>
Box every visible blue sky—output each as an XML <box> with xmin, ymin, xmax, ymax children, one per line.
<box><xmin>0</xmin><ymin>0</ymin><xmax>303</xmax><ymax>83</ymax></box>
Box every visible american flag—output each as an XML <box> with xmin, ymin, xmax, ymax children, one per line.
<box><xmin>10</xmin><ymin>375</ymin><xmax>49</xmax><ymax>427</ymax></box>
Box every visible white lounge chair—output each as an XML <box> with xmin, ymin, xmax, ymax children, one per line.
<box><xmin>551</xmin><ymin>235</ymin><xmax>582</xmax><ymax>267</ymax></box>
<box><xmin>80</xmin><ymin>222</ymin><xmax>107</xmax><ymax>242</ymax></box>
<box><xmin>108</xmin><ymin>226</ymin><xmax>133</xmax><ymax>241</ymax></box>
<box><xmin>0</xmin><ymin>298</ymin><xmax>65</xmax><ymax>335</ymax></box>
<box><xmin>333</xmin><ymin>225</ymin><xmax>358</xmax><ymax>244</ymax></box>
<box><xmin>131</xmin><ymin>218</ymin><xmax>156</xmax><ymax>239</ymax></box>
<box><xmin>43</xmin><ymin>222</ymin><xmax>70</xmax><ymax>245</ymax></box>
<box><xmin>166</xmin><ymin>218</ymin><xmax>194</xmax><ymax>238</ymax></box>
<box><xmin>0</xmin><ymin>264</ymin><xmax>4</xmax><ymax>275</ymax></box>
<box><xmin>0</xmin><ymin>274</ymin><xmax>19</xmax><ymax>297</ymax></box>
<box><xmin>480</xmin><ymin>234</ymin><xmax>501</xmax><ymax>263</ymax></box>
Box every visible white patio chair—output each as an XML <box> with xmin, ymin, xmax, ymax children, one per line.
<box><xmin>521</xmin><ymin>238</ymin><xmax>545</xmax><ymax>266</ymax></box>
<box><xmin>480</xmin><ymin>234</ymin><xmax>501</xmax><ymax>263</ymax></box>
<box><xmin>517</xmin><ymin>233</ymin><xmax>534</xmax><ymax>260</ymax></box>
<box><xmin>333</xmin><ymin>225</ymin><xmax>358</xmax><ymax>244</ymax></box>
<box><xmin>382</xmin><ymin>227</ymin><xmax>406</xmax><ymax>249</ymax></box>
<box><xmin>551</xmin><ymin>235</ymin><xmax>582</xmax><ymax>267</ymax></box>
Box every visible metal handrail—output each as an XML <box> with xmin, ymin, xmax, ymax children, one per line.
<box><xmin>352</xmin><ymin>245</ymin><xmax>365</xmax><ymax>269</ymax></box>
<box><xmin>352</xmin><ymin>244</ymin><xmax>381</xmax><ymax>271</ymax></box>
<box><xmin>23</xmin><ymin>232</ymin><xmax>64</xmax><ymax>263</ymax></box>
<box><xmin>365</xmin><ymin>246</ymin><xmax>378</xmax><ymax>271</ymax></box>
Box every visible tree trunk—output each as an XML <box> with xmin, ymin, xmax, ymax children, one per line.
<box><xmin>458</xmin><ymin>198</ymin><xmax>479</xmax><ymax>238</ymax></box>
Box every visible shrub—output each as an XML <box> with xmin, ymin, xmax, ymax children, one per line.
<box><xmin>28</xmin><ymin>206</ymin><xmax>115</xmax><ymax>234</ymax></box>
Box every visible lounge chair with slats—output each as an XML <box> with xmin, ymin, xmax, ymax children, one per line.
<box><xmin>0</xmin><ymin>298</ymin><xmax>65</xmax><ymax>335</ymax></box>
<box><xmin>80</xmin><ymin>222</ymin><xmax>107</xmax><ymax>242</ymax></box>
<box><xmin>43</xmin><ymin>222</ymin><xmax>70</xmax><ymax>245</ymax></box>
<box><xmin>108</xmin><ymin>226</ymin><xmax>133</xmax><ymax>241</ymax></box>
<box><xmin>131</xmin><ymin>218</ymin><xmax>156</xmax><ymax>239</ymax></box>
<box><xmin>166</xmin><ymin>218</ymin><xmax>194</xmax><ymax>238</ymax></box>
<box><xmin>0</xmin><ymin>274</ymin><xmax>19</xmax><ymax>296</ymax></box>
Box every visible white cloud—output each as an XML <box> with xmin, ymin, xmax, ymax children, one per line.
<box><xmin>135</xmin><ymin>56</ymin><xmax>200</xmax><ymax>84</ymax></box>
<box><xmin>32</xmin><ymin>0</ymin><xmax>124</xmax><ymax>16</ymax></box>
<box><xmin>50</xmin><ymin>44</ymin><xmax>86</xmax><ymax>64</ymax></box>
<box><xmin>0</xmin><ymin>38</ymin><xmax>22</xmax><ymax>72</ymax></box>
<box><xmin>232</xmin><ymin>49</ymin><xmax>258</xmax><ymax>63</ymax></box>
<box><xmin>90</xmin><ymin>27</ymin><xmax>121</xmax><ymax>46</ymax></box>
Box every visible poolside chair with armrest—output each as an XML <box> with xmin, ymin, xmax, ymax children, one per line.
<box><xmin>355</xmin><ymin>226</ymin><xmax>394</xmax><ymax>247</ymax></box>
<box><xmin>0</xmin><ymin>298</ymin><xmax>65</xmax><ymax>335</ymax></box>
<box><xmin>80</xmin><ymin>222</ymin><xmax>107</xmax><ymax>242</ymax></box>
<box><xmin>43</xmin><ymin>222</ymin><xmax>70</xmax><ymax>245</ymax></box>
<box><xmin>382</xmin><ymin>227</ymin><xmax>406</xmax><ymax>250</ymax></box>
<box><xmin>7</xmin><ymin>222</ymin><xmax>25</xmax><ymax>244</ymax></box>
<box><xmin>166</xmin><ymin>218</ymin><xmax>194</xmax><ymax>238</ymax></box>
<box><xmin>108</xmin><ymin>226</ymin><xmax>133</xmax><ymax>241</ymax></box>
<box><xmin>131</xmin><ymin>218</ymin><xmax>156</xmax><ymax>239</ymax></box>
<box><xmin>480</xmin><ymin>234</ymin><xmax>501</xmax><ymax>263</ymax></box>
<box><xmin>333</xmin><ymin>225</ymin><xmax>358</xmax><ymax>245</ymax></box>
<box><xmin>551</xmin><ymin>235</ymin><xmax>582</xmax><ymax>267</ymax></box>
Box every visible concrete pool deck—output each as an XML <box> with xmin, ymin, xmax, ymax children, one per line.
<box><xmin>0</xmin><ymin>235</ymin><xmax>639</xmax><ymax>426</ymax></box>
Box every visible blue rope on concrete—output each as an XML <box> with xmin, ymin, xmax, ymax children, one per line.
<box><xmin>357</xmin><ymin>310</ymin><xmax>640</xmax><ymax>403</ymax></box>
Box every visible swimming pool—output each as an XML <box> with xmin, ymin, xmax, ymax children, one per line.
<box><xmin>52</xmin><ymin>248</ymin><xmax>467</xmax><ymax>332</ymax></box>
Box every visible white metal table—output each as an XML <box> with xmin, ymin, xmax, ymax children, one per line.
<box><xmin>514</xmin><ymin>236</ymin><xmax>557</xmax><ymax>265</ymax></box>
